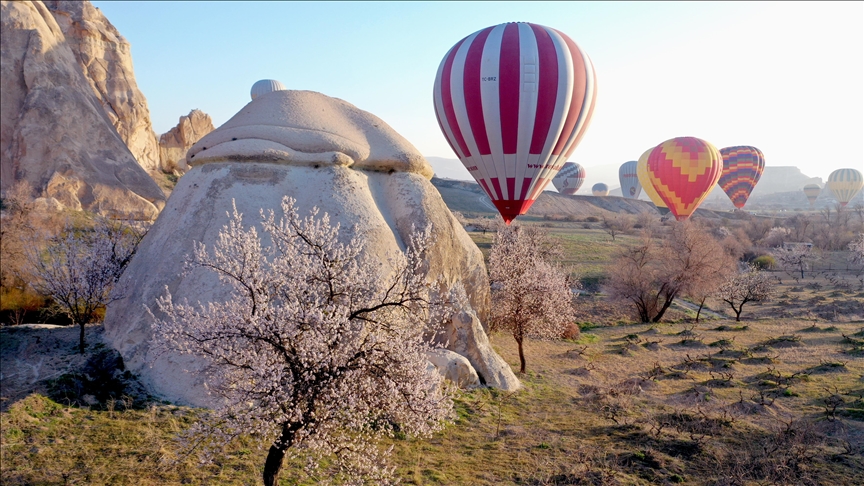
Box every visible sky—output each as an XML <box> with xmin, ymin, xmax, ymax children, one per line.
<box><xmin>93</xmin><ymin>1</ymin><xmax>863</xmax><ymax>186</ymax></box>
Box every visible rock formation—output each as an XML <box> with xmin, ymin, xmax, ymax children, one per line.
<box><xmin>103</xmin><ymin>89</ymin><xmax>520</xmax><ymax>406</ymax></box>
<box><xmin>43</xmin><ymin>0</ymin><xmax>162</xmax><ymax>173</ymax></box>
<box><xmin>158</xmin><ymin>109</ymin><xmax>214</xmax><ymax>173</ymax></box>
<box><xmin>0</xmin><ymin>0</ymin><xmax>165</xmax><ymax>218</ymax></box>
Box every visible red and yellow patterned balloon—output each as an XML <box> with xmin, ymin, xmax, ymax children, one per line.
<box><xmin>647</xmin><ymin>137</ymin><xmax>722</xmax><ymax>221</ymax></box>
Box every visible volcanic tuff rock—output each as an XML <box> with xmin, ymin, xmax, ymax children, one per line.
<box><xmin>103</xmin><ymin>89</ymin><xmax>520</xmax><ymax>406</ymax></box>
<box><xmin>0</xmin><ymin>0</ymin><xmax>165</xmax><ymax>218</ymax></box>
<box><xmin>158</xmin><ymin>109</ymin><xmax>214</xmax><ymax>173</ymax></box>
<box><xmin>43</xmin><ymin>1</ymin><xmax>162</xmax><ymax>173</ymax></box>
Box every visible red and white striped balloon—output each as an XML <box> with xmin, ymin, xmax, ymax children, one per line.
<box><xmin>433</xmin><ymin>22</ymin><xmax>597</xmax><ymax>223</ymax></box>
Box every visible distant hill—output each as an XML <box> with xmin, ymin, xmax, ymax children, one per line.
<box><xmin>426</xmin><ymin>157</ymin><xmax>852</xmax><ymax>212</ymax></box>
<box><xmin>430</xmin><ymin>177</ymin><xmax>738</xmax><ymax>220</ymax></box>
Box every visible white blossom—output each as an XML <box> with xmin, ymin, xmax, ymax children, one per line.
<box><xmin>27</xmin><ymin>217</ymin><xmax>144</xmax><ymax>352</ymax></box>
<box><xmin>488</xmin><ymin>225</ymin><xmax>573</xmax><ymax>373</ymax></box>
<box><xmin>715</xmin><ymin>264</ymin><xmax>775</xmax><ymax>322</ymax></box>
<box><xmin>151</xmin><ymin>197</ymin><xmax>452</xmax><ymax>485</ymax></box>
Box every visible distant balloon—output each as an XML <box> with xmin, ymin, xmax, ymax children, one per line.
<box><xmin>718</xmin><ymin>146</ymin><xmax>765</xmax><ymax>209</ymax></box>
<box><xmin>618</xmin><ymin>160</ymin><xmax>641</xmax><ymax>199</ymax></box>
<box><xmin>552</xmin><ymin>162</ymin><xmax>586</xmax><ymax>195</ymax></box>
<box><xmin>592</xmin><ymin>183</ymin><xmax>609</xmax><ymax>196</ymax></box>
<box><xmin>251</xmin><ymin>79</ymin><xmax>286</xmax><ymax>100</ymax></box>
<box><xmin>647</xmin><ymin>137</ymin><xmax>723</xmax><ymax>221</ymax></box>
<box><xmin>636</xmin><ymin>147</ymin><xmax>667</xmax><ymax>211</ymax></box>
<box><xmin>802</xmin><ymin>184</ymin><xmax>821</xmax><ymax>206</ymax></box>
<box><xmin>826</xmin><ymin>168</ymin><xmax>864</xmax><ymax>207</ymax></box>
<box><xmin>433</xmin><ymin>22</ymin><xmax>598</xmax><ymax>223</ymax></box>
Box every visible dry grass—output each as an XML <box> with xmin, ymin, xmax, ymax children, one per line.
<box><xmin>2</xmin><ymin>319</ymin><xmax>862</xmax><ymax>485</ymax></box>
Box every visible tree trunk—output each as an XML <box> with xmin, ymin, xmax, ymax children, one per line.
<box><xmin>79</xmin><ymin>323</ymin><xmax>86</xmax><ymax>354</ymax></box>
<box><xmin>695</xmin><ymin>298</ymin><xmax>705</xmax><ymax>323</ymax></box>
<box><xmin>652</xmin><ymin>296</ymin><xmax>675</xmax><ymax>323</ymax></box>
<box><xmin>734</xmin><ymin>306</ymin><xmax>742</xmax><ymax>322</ymax></box>
<box><xmin>516</xmin><ymin>336</ymin><xmax>526</xmax><ymax>374</ymax></box>
<box><xmin>263</xmin><ymin>423</ymin><xmax>296</xmax><ymax>486</ymax></box>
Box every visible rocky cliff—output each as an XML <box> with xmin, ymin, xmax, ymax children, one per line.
<box><xmin>43</xmin><ymin>1</ymin><xmax>162</xmax><ymax>173</ymax></box>
<box><xmin>0</xmin><ymin>0</ymin><xmax>166</xmax><ymax>218</ymax></box>
<box><xmin>158</xmin><ymin>109</ymin><xmax>214</xmax><ymax>173</ymax></box>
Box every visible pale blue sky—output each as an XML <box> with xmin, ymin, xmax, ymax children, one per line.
<box><xmin>93</xmin><ymin>1</ymin><xmax>863</xmax><ymax>183</ymax></box>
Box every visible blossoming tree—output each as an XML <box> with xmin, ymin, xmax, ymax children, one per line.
<box><xmin>488</xmin><ymin>225</ymin><xmax>573</xmax><ymax>374</ymax></box>
<box><xmin>716</xmin><ymin>264</ymin><xmax>776</xmax><ymax>321</ymax></box>
<box><xmin>152</xmin><ymin>197</ymin><xmax>452</xmax><ymax>486</ymax></box>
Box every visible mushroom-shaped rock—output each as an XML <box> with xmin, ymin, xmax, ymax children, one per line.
<box><xmin>103</xmin><ymin>90</ymin><xmax>519</xmax><ymax>406</ymax></box>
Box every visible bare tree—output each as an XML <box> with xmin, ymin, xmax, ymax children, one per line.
<box><xmin>152</xmin><ymin>198</ymin><xmax>451</xmax><ymax>486</ymax></box>
<box><xmin>635</xmin><ymin>211</ymin><xmax>660</xmax><ymax>237</ymax></box>
<box><xmin>488</xmin><ymin>225</ymin><xmax>573</xmax><ymax>373</ymax></box>
<box><xmin>849</xmin><ymin>233</ymin><xmax>864</xmax><ymax>265</ymax></box>
<box><xmin>716</xmin><ymin>264</ymin><xmax>775</xmax><ymax>321</ymax></box>
<box><xmin>601</xmin><ymin>214</ymin><xmax>632</xmax><ymax>242</ymax></box>
<box><xmin>27</xmin><ymin>216</ymin><xmax>144</xmax><ymax>352</ymax></box>
<box><xmin>1</xmin><ymin>181</ymin><xmax>37</xmax><ymax>289</ymax></box>
<box><xmin>606</xmin><ymin>222</ymin><xmax>733</xmax><ymax>323</ymax></box>
<box><xmin>772</xmin><ymin>244</ymin><xmax>814</xmax><ymax>280</ymax></box>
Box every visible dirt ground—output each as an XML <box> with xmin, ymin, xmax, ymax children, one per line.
<box><xmin>0</xmin><ymin>324</ymin><xmax>112</xmax><ymax>411</ymax></box>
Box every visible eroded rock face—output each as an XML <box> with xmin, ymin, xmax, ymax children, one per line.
<box><xmin>158</xmin><ymin>109</ymin><xmax>214</xmax><ymax>173</ymax></box>
<box><xmin>425</xmin><ymin>349</ymin><xmax>480</xmax><ymax>389</ymax></box>
<box><xmin>44</xmin><ymin>0</ymin><xmax>162</xmax><ymax>173</ymax></box>
<box><xmin>103</xmin><ymin>90</ymin><xmax>519</xmax><ymax>406</ymax></box>
<box><xmin>0</xmin><ymin>0</ymin><xmax>165</xmax><ymax>219</ymax></box>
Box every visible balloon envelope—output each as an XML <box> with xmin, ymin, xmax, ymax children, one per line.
<box><xmin>802</xmin><ymin>184</ymin><xmax>821</xmax><ymax>205</ymax></box>
<box><xmin>433</xmin><ymin>22</ymin><xmax>597</xmax><ymax>223</ymax></box>
<box><xmin>592</xmin><ymin>183</ymin><xmax>609</xmax><ymax>196</ymax></box>
<box><xmin>718</xmin><ymin>146</ymin><xmax>765</xmax><ymax>209</ymax></box>
<box><xmin>552</xmin><ymin>162</ymin><xmax>586</xmax><ymax>195</ymax></box>
<box><xmin>251</xmin><ymin>79</ymin><xmax>286</xmax><ymax>100</ymax></box>
<box><xmin>636</xmin><ymin>147</ymin><xmax>667</xmax><ymax>209</ymax></box>
<box><xmin>618</xmin><ymin>160</ymin><xmax>641</xmax><ymax>199</ymax></box>
<box><xmin>826</xmin><ymin>168</ymin><xmax>864</xmax><ymax>207</ymax></box>
<box><xmin>647</xmin><ymin>137</ymin><xmax>722</xmax><ymax>221</ymax></box>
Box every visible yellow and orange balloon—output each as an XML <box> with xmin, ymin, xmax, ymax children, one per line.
<box><xmin>646</xmin><ymin>137</ymin><xmax>723</xmax><ymax>221</ymax></box>
<box><xmin>636</xmin><ymin>147</ymin><xmax>667</xmax><ymax>211</ymax></box>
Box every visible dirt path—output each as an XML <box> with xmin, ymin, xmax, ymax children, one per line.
<box><xmin>673</xmin><ymin>298</ymin><xmax>728</xmax><ymax>320</ymax></box>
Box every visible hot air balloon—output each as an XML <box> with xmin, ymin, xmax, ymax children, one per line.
<box><xmin>646</xmin><ymin>137</ymin><xmax>723</xmax><ymax>221</ymax></box>
<box><xmin>803</xmin><ymin>184</ymin><xmax>821</xmax><ymax>206</ymax></box>
<box><xmin>718</xmin><ymin>146</ymin><xmax>765</xmax><ymax>209</ymax></box>
<box><xmin>826</xmin><ymin>168</ymin><xmax>864</xmax><ymax>207</ymax></box>
<box><xmin>592</xmin><ymin>183</ymin><xmax>609</xmax><ymax>196</ymax></box>
<box><xmin>433</xmin><ymin>22</ymin><xmax>597</xmax><ymax>223</ymax></box>
<box><xmin>251</xmin><ymin>79</ymin><xmax>286</xmax><ymax>100</ymax></box>
<box><xmin>552</xmin><ymin>162</ymin><xmax>586</xmax><ymax>195</ymax></box>
<box><xmin>636</xmin><ymin>147</ymin><xmax>668</xmax><ymax>212</ymax></box>
<box><xmin>618</xmin><ymin>160</ymin><xmax>641</xmax><ymax>199</ymax></box>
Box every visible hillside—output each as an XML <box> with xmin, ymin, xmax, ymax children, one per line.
<box><xmin>431</xmin><ymin>177</ymin><xmax>740</xmax><ymax>221</ymax></box>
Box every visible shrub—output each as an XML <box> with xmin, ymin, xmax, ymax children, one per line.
<box><xmin>752</xmin><ymin>255</ymin><xmax>776</xmax><ymax>270</ymax></box>
<box><xmin>561</xmin><ymin>323</ymin><xmax>581</xmax><ymax>340</ymax></box>
<box><xmin>585</xmin><ymin>216</ymin><xmax>600</xmax><ymax>223</ymax></box>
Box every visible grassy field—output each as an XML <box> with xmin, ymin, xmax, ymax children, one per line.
<box><xmin>2</xmin><ymin>318</ymin><xmax>862</xmax><ymax>485</ymax></box>
<box><xmin>2</xmin><ymin>218</ymin><xmax>862</xmax><ymax>485</ymax></box>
